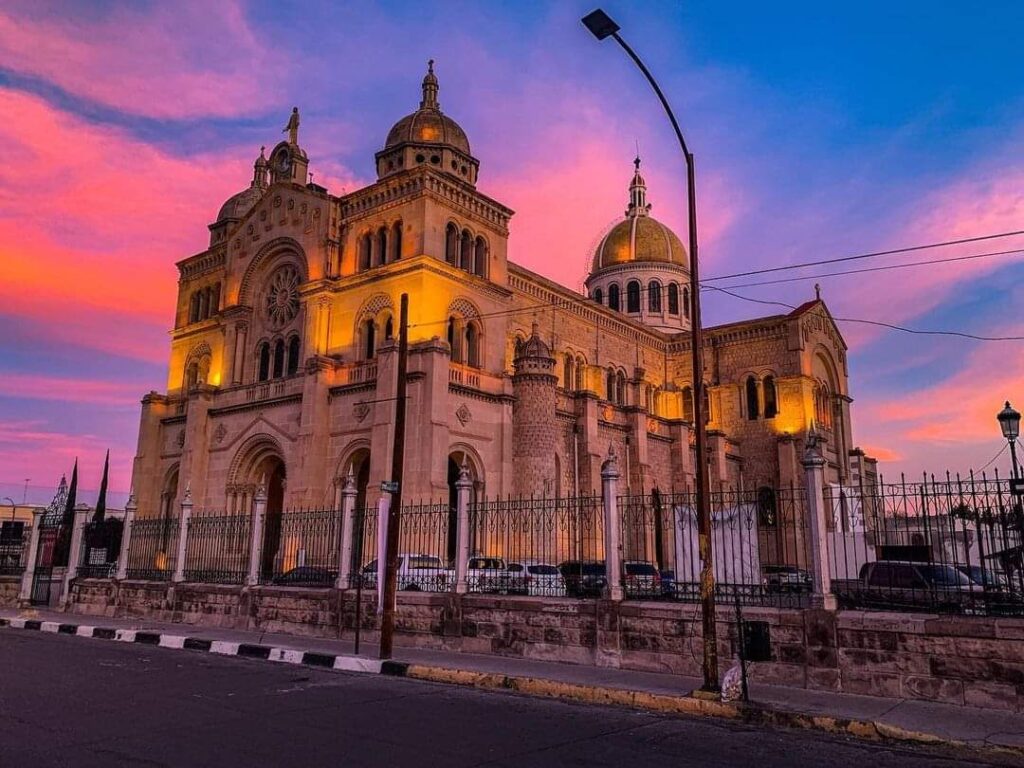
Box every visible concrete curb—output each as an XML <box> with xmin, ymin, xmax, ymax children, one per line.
<box><xmin>2</xmin><ymin>617</ymin><xmax>1019</xmax><ymax>760</ymax></box>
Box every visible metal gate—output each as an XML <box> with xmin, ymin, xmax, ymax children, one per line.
<box><xmin>30</xmin><ymin>521</ymin><xmax>62</xmax><ymax>606</ymax></box>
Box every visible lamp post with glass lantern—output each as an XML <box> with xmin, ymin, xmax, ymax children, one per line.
<box><xmin>998</xmin><ymin>401</ymin><xmax>1021</xmax><ymax>481</ymax></box>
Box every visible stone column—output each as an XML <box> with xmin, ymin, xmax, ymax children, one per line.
<box><xmin>803</xmin><ymin>428</ymin><xmax>836</xmax><ymax>610</ymax></box>
<box><xmin>172</xmin><ymin>485</ymin><xmax>193</xmax><ymax>583</ymax></box>
<box><xmin>116</xmin><ymin>491</ymin><xmax>137</xmax><ymax>580</ymax></box>
<box><xmin>18</xmin><ymin>509</ymin><xmax>46</xmax><ymax>602</ymax></box>
<box><xmin>335</xmin><ymin>471</ymin><xmax>357</xmax><ymax>590</ymax></box>
<box><xmin>454</xmin><ymin>461</ymin><xmax>473</xmax><ymax>594</ymax></box>
<box><xmin>232</xmin><ymin>322</ymin><xmax>248</xmax><ymax>385</ymax></box>
<box><xmin>61</xmin><ymin>506</ymin><xmax>91</xmax><ymax>607</ymax></box>
<box><xmin>246</xmin><ymin>481</ymin><xmax>268</xmax><ymax>586</ymax></box>
<box><xmin>601</xmin><ymin>446</ymin><xmax>623</xmax><ymax>601</ymax></box>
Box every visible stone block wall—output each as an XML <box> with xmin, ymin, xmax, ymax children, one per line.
<box><xmin>61</xmin><ymin>580</ymin><xmax>1024</xmax><ymax>711</ymax></box>
<box><xmin>0</xmin><ymin>576</ymin><xmax>21</xmax><ymax>607</ymax></box>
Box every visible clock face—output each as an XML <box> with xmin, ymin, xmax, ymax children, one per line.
<box><xmin>277</xmin><ymin>151</ymin><xmax>291</xmax><ymax>173</ymax></box>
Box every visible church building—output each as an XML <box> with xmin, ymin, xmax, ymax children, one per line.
<box><xmin>130</xmin><ymin>63</ymin><xmax>871</xmax><ymax>522</ymax></box>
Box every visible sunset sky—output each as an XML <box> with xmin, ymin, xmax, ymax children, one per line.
<box><xmin>1</xmin><ymin>1</ymin><xmax>1023</xmax><ymax>503</ymax></box>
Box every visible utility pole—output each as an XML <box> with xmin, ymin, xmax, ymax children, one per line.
<box><xmin>379</xmin><ymin>293</ymin><xmax>409</xmax><ymax>659</ymax></box>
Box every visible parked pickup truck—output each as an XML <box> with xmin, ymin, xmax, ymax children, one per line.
<box><xmin>360</xmin><ymin>553</ymin><xmax>454</xmax><ymax>592</ymax></box>
<box><xmin>833</xmin><ymin>560</ymin><xmax>983</xmax><ymax>614</ymax></box>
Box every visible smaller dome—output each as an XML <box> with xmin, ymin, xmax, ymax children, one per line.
<box><xmin>216</xmin><ymin>148</ymin><xmax>269</xmax><ymax>223</ymax></box>
<box><xmin>384</xmin><ymin>60</ymin><xmax>471</xmax><ymax>155</ymax></box>
<box><xmin>515</xmin><ymin>322</ymin><xmax>552</xmax><ymax>361</ymax></box>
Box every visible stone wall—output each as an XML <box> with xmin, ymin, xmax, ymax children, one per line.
<box><xmin>0</xmin><ymin>576</ymin><xmax>21</xmax><ymax>607</ymax></box>
<box><xmin>63</xmin><ymin>580</ymin><xmax>1024</xmax><ymax>711</ymax></box>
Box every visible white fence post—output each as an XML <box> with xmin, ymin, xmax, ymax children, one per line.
<box><xmin>601</xmin><ymin>446</ymin><xmax>624</xmax><ymax>601</ymax></box>
<box><xmin>246</xmin><ymin>480</ymin><xmax>267</xmax><ymax>587</ymax></box>
<box><xmin>336</xmin><ymin>471</ymin><xmax>357</xmax><ymax>590</ymax></box>
<box><xmin>803</xmin><ymin>428</ymin><xmax>836</xmax><ymax>610</ymax></box>
<box><xmin>455</xmin><ymin>461</ymin><xmax>473</xmax><ymax>594</ymax></box>
<box><xmin>116</xmin><ymin>491</ymin><xmax>137</xmax><ymax>580</ymax></box>
<box><xmin>61</xmin><ymin>506</ymin><xmax>90</xmax><ymax>607</ymax></box>
<box><xmin>172</xmin><ymin>485</ymin><xmax>193</xmax><ymax>583</ymax></box>
<box><xmin>18</xmin><ymin>509</ymin><xmax>46</xmax><ymax>602</ymax></box>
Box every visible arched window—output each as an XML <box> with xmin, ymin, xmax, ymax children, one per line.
<box><xmin>593</xmin><ymin>288</ymin><xmax>603</xmax><ymax>305</ymax></box>
<box><xmin>575</xmin><ymin>356</ymin><xmax>585</xmax><ymax>391</ymax></box>
<box><xmin>377</xmin><ymin>226</ymin><xmax>388</xmax><ymax>266</ymax></box>
<box><xmin>359</xmin><ymin>233</ymin><xmax>372</xmax><ymax>271</ymax></box>
<box><xmin>608</xmin><ymin>284</ymin><xmax>620</xmax><ymax>311</ymax></box>
<box><xmin>447</xmin><ymin>317</ymin><xmax>461</xmax><ymax>363</ymax></box>
<box><xmin>391</xmin><ymin>221</ymin><xmax>402</xmax><ymax>261</ymax></box>
<box><xmin>273</xmin><ymin>339</ymin><xmax>285</xmax><ymax>378</ymax></box>
<box><xmin>445</xmin><ymin>223</ymin><xmax>459</xmax><ymax>265</ymax></box>
<box><xmin>682</xmin><ymin>386</ymin><xmax>694</xmax><ymax>421</ymax></box>
<box><xmin>364</xmin><ymin>319</ymin><xmax>376</xmax><ymax>360</ymax></box>
<box><xmin>764</xmin><ymin>376</ymin><xmax>778</xmax><ymax>418</ymax></box>
<box><xmin>210</xmin><ymin>284</ymin><xmax>221</xmax><ymax>316</ymax></box>
<box><xmin>746</xmin><ymin>376</ymin><xmax>759</xmax><ymax>420</ymax></box>
<box><xmin>197</xmin><ymin>289</ymin><xmax>208</xmax><ymax>321</ymax></box>
<box><xmin>257</xmin><ymin>342</ymin><xmax>270</xmax><ymax>382</ymax></box>
<box><xmin>668</xmin><ymin>283</ymin><xmax>679</xmax><ymax>315</ymax></box>
<box><xmin>188</xmin><ymin>293</ymin><xmax>199</xmax><ymax>323</ymax></box>
<box><xmin>474</xmin><ymin>236</ymin><xmax>487</xmax><ymax>277</ymax></box>
<box><xmin>465</xmin><ymin>323</ymin><xmax>480</xmax><ymax>368</ymax></box>
<box><xmin>286</xmin><ymin>336</ymin><xmax>300</xmax><ymax>376</ymax></box>
<box><xmin>615</xmin><ymin>370</ymin><xmax>627</xmax><ymax>405</ymax></box>
<box><xmin>384</xmin><ymin>315</ymin><xmax>394</xmax><ymax>340</ymax></box>
<box><xmin>461</xmin><ymin>229</ymin><xmax>473</xmax><ymax>271</ymax></box>
<box><xmin>683</xmin><ymin>287</ymin><xmax>691</xmax><ymax>320</ymax></box>
<box><xmin>564</xmin><ymin>354</ymin><xmax>575</xmax><ymax>390</ymax></box>
<box><xmin>702</xmin><ymin>386</ymin><xmax>711</xmax><ymax>424</ymax></box>
<box><xmin>606</xmin><ymin>368</ymin><xmax>616</xmax><ymax>403</ymax></box>
<box><xmin>648</xmin><ymin>281</ymin><xmax>661</xmax><ymax>312</ymax></box>
<box><xmin>626</xmin><ymin>281</ymin><xmax>641</xmax><ymax>313</ymax></box>
<box><xmin>185</xmin><ymin>361</ymin><xmax>199</xmax><ymax>390</ymax></box>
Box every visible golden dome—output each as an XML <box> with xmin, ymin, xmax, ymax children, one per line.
<box><xmin>384</xmin><ymin>60</ymin><xmax>471</xmax><ymax>155</ymax></box>
<box><xmin>590</xmin><ymin>158</ymin><xmax>687</xmax><ymax>272</ymax></box>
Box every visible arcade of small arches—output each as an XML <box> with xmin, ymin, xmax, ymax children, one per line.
<box><xmin>357</xmin><ymin>220</ymin><xmax>404</xmax><ymax>271</ymax></box>
<box><xmin>255</xmin><ymin>334</ymin><xmax>302</xmax><ymax>382</ymax></box>
<box><xmin>591</xmin><ymin>279</ymin><xmax>690</xmax><ymax>319</ymax></box>
<box><xmin>184</xmin><ymin>344</ymin><xmax>212</xmax><ymax>390</ymax></box>
<box><xmin>445</xmin><ymin>222</ymin><xmax>488</xmax><ymax>278</ymax></box>
<box><xmin>187</xmin><ymin>282</ymin><xmax>222</xmax><ymax>324</ymax></box>
<box><xmin>744</xmin><ymin>374</ymin><xmax>780</xmax><ymax>421</ymax></box>
<box><xmin>359</xmin><ymin>311</ymin><xmax>395</xmax><ymax>360</ymax></box>
<box><xmin>447</xmin><ymin>314</ymin><xmax>482</xmax><ymax>368</ymax></box>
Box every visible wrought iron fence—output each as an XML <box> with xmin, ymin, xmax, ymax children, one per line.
<box><xmin>182</xmin><ymin>511</ymin><xmax>251</xmax><ymax>584</ymax></box>
<box><xmin>0</xmin><ymin>522</ymin><xmax>31</xmax><ymax>576</ymax></box>
<box><xmin>78</xmin><ymin>519</ymin><xmax>124</xmax><ymax>579</ymax></box>
<box><xmin>349</xmin><ymin>500</ymin><xmax>455</xmax><ymax>592</ymax></box>
<box><xmin>827</xmin><ymin>472</ymin><xmax>1024</xmax><ymax>616</ymax></box>
<box><xmin>259</xmin><ymin>507</ymin><xmax>341</xmax><ymax>586</ymax></box>
<box><xmin>468</xmin><ymin>496</ymin><xmax>605</xmax><ymax>597</ymax></box>
<box><xmin>125</xmin><ymin>517</ymin><xmax>179</xmax><ymax>581</ymax></box>
<box><xmin>618</xmin><ymin>486</ymin><xmax>811</xmax><ymax>607</ymax></box>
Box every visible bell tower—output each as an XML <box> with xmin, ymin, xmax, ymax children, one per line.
<box><xmin>269</xmin><ymin>107</ymin><xmax>309</xmax><ymax>185</ymax></box>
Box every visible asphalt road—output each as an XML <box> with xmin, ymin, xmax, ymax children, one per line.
<box><xmin>0</xmin><ymin>628</ymin><xmax>1010</xmax><ymax>767</ymax></box>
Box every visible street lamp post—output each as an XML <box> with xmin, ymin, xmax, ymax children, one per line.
<box><xmin>582</xmin><ymin>8</ymin><xmax>719</xmax><ymax>692</ymax></box>
<box><xmin>998</xmin><ymin>401</ymin><xmax>1021</xmax><ymax>481</ymax></box>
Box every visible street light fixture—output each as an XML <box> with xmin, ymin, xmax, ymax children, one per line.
<box><xmin>582</xmin><ymin>7</ymin><xmax>719</xmax><ymax>692</ymax></box>
<box><xmin>998</xmin><ymin>401</ymin><xmax>1021</xmax><ymax>480</ymax></box>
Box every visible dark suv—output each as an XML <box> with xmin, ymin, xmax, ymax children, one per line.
<box><xmin>558</xmin><ymin>561</ymin><xmax>607</xmax><ymax>598</ymax></box>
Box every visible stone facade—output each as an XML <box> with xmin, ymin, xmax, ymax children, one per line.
<box><xmin>130</xmin><ymin>63</ymin><xmax>872</xmax><ymax>532</ymax></box>
<box><xmin>66</xmin><ymin>579</ymin><xmax>1024</xmax><ymax>711</ymax></box>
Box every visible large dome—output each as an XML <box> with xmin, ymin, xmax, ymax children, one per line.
<box><xmin>590</xmin><ymin>158</ymin><xmax>687</xmax><ymax>273</ymax></box>
<box><xmin>384</xmin><ymin>60</ymin><xmax>471</xmax><ymax>155</ymax></box>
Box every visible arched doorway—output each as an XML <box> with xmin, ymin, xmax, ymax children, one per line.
<box><xmin>258</xmin><ymin>457</ymin><xmax>286</xmax><ymax>579</ymax></box>
<box><xmin>447</xmin><ymin>449</ymin><xmax>482</xmax><ymax>561</ymax></box>
<box><xmin>345</xmin><ymin>448</ymin><xmax>372</xmax><ymax>573</ymax></box>
<box><xmin>446</xmin><ymin>458</ymin><xmax>461</xmax><ymax>562</ymax></box>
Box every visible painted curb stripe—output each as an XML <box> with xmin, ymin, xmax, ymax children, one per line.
<box><xmin>184</xmin><ymin>637</ymin><xmax>212</xmax><ymax>652</ymax></box>
<box><xmin>210</xmin><ymin>641</ymin><xmax>240</xmax><ymax>655</ymax></box>
<box><xmin>23</xmin><ymin>620</ymin><xmax>41</xmax><ymax>630</ymax></box>
<box><xmin>40</xmin><ymin>622</ymin><xmax>60</xmax><ymax>633</ymax></box>
<box><xmin>134</xmin><ymin>632</ymin><xmax>161</xmax><ymax>646</ymax></box>
<box><xmin>380</xmin><ymin>660</ymin><xmax>410</xmax><ymax>677</ymax></box>
<box><xmin>158</xmin><ymin>635</ymin><xmax>187</xmax><ymax>649</ymax></box>
<box><xmin>75</xmin><ymin>625</ymin><xmax>95</xmax><ymax>637</ymax></box>
<box><xmin>93</xmin><ymin>627</ymin><xmax>117</xmax><ymax>640</ymax></box>
<box><xmin>57</xmin><ymin>623</ymin><xmax>78</xmax><ymax>634</ymax></box>
<box><xmin>115</xmin><ymin>629</ymin><xmax>137</xmax><ymax>642</ymax></box>
<box><xmin>301</xmin><ymin>651</ymin><xmax>338</xmax><ymax>669</ymax></box>
<box><xmin>237</xmin><ymin>643</ymin><xmax>272</xmax><ymax>660</ymax></box>
<box><xmin>269</xmin><ymin>649</ymin><xmax>305</xmax><ymax>664</ymax></box>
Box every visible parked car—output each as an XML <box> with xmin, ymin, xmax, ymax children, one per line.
<box><xmin>361</xmin><ymin>553</ymin><xmax>453</xmax><ymax>592</ymax></box>
<box><xmin>762</xmin><ymin>565</ymin><xmax>813</xmax><ymax>594</ymax></box>
<box><xmin>955</xmin><ymin>565</ymin><xmax>1024</xmax><ymax>616</ymax></box>
<box><xmin>506</xmin><ymin>560</ymin><xmax>566</xmax><ymax>597</ymax></box>
<box><xmin>622</xmin><ymin>561</ymin><xmax>662</xmax><ymax>599</ymax></box>
<box><xmin>466</xmin><ymin>556</ymin><xmax>519</xmax><ymax>594</ymax></box>
<box><xmin>833</xmin><ymin>560</ymin><xmax>983</xmax><ymax>614</ymax></box>
<box><xmin>558</xmin><ymin>560</ymin><xmax>607</xmax><ymax>598</ymax></box>
<box><xmin>271</xmin><ymin>565</ymin><xmax>336</xmax><ymax>587</ymax></box>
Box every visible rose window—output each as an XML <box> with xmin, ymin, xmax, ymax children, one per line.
<box><xmin>264</xmin><ymin>265</ymin><xmax>300</xmax><ymax>329</ymax></box>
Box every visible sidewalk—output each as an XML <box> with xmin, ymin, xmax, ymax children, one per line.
<box><xmin>4</xmin><ymin>607</ymin><xmax>1024</xmax><ymax>758</ymax></box>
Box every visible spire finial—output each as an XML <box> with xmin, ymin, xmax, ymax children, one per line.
<box><xmin>626</xmin><ymin>156</ymin><xmax>650</xmax><ymax>217</ymax></box>
<box><xmin>421</xmin><ymin>59</ymin><xmax>440</xmax><ymax>109</ymax></box>
<box><xmin>815</xmin><ymin>283</ymin><xmax>821</xmax><ymax>301</ymax></box>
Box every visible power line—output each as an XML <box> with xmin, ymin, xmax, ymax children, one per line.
<box><xmin>978</xmin><ymin>443</ymin><xmax>1008</xmax><ymax>472</ymax></box>
<box><xmin>705</xmin><ymin>284</ymin><xmax>1024</xmax><ymax>342</ymax></box>
<box><xmin>712</xmin><ymin>247</ymin><xmax>1024</xmax><ymax>291</ymax></box>
<box><xmin>701</xmin><ymin>229</ymin><xmax>1024</xmax><ymax>283</ymax></box>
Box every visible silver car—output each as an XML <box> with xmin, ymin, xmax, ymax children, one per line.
<box><xmin>506</xmin><ymin>560</ymin><xmax>566</xmax><ymax>597</ymax></box>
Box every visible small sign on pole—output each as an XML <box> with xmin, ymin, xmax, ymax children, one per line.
<box><xmin>380</xmin><ymin>481</ymin><xmax>399</xmax><ymax>494</ymax></box>
<box><xmin>1011</xmin><ymin>478</ymin><xmax>1024</xmax><ymax>496</ymax></box>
